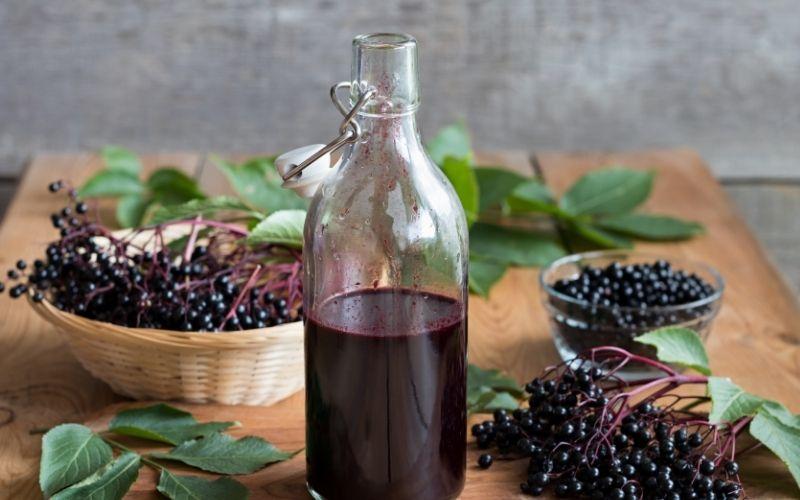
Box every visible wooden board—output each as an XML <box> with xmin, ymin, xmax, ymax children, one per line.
<box><xmin>0</xmin><ymin>150</ymin><xmax>798</xmax><ymax>499</ymax></box>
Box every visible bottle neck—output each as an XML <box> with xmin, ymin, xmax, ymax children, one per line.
<box><xmin>351</xmin><ymin>33</ymin><xmax>420</xmax><ymax>117</ymax></box>
<box><xmin>352</xmin><ymin>110</ymin><xmax>426</xmax><ymax>161</ymax></box>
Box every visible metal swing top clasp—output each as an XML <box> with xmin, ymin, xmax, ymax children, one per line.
<box><xmin>277</xmin><ymin>82</ymin><xmax>375</xmax><ymax>185</ymax></box>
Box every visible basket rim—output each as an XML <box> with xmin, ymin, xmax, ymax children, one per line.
<box><xmin>29</xmin><ymin>296</ymin><xmax>303</xmax><ymax>350</ymax></box>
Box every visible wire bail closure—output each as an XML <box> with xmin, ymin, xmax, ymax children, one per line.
<box><xmin>280</xmin><ymin>82</ymin><xmax>375</xmax><ymax>181</ymax></box>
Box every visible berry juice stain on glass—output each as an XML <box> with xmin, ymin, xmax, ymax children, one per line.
<box><xmin>302</xmin><ymin>34</ymin><xmax>469</xmax><ymax>500</ymax></box>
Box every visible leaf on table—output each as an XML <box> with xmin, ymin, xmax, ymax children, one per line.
<box><xmin>749</xmin><ymin>410</ymin><xmax>800</xmax><ymax>491</ymax></box>
<box><xmin>569</xmin><ymin>221</ymin><xmax>633</xmax><ymax>249</ymax></box>
<box><xmin>40</xmin><ymin>424</ymin><xmax>113</xmax><ymax>497</ymax></box>
<box><xmin>150</xmin><ymin>433</ymin><xmax>298</xmax><ymax>474</ymax></box>
<box><xmin>634</xmin><ymin>327</ymin><xmax>710</xmax><ymax>375</ymax></box>
<box><xmin>214</xmin><ymin>157</ymin><xmax>307</xmax><ymax>213</ymax></box>
<box><xmin>507</xmin><ymin>179</ymin><xmax>560</xmax><ymax>215</ymax></box>
<box><xmin>109</xmin><ymin>404</ymin><xmax>236</xmax><ymax>446</ymax></box>
<box><xmin>470</xmin><ymin>222</ymin><xmax>565</xmax><ymax>267</ymax></box>
<box><xmin>707</xmin><ymin>377</ymin><xmax>767</xmax><ymax>424</ymax></box>
<box><xmin>468</xmin><ymin>257</ymin><xmax>508</xmax><ymax>297</ymax></box>
<box><xmin>559</xmin><ymin>167</ymin><xmax>654</xmax><ymax>216</ymax></box>
<box><xmin>51</xmin><ymin>451</ymin><xmax>140</xmax><ymax>500</ymax></box>
<box><xmin>426</xmin><ymin>122</ymin><xmax>472</xmax><ymax>166</ymax></box>
<box><xmin>116</xmin><ymin>194</ymin><xmax>152</xmax><ymax>228</ymax></box>
<box><xmin>79</xmin><ymin>170</ymin><xmax>144</xmax><ymax>198</ymax></box>
<box><xmin>247</xmin><ymin>209</ymin><xmax>307</xmax><ymax>248</ymax></box>
<box><xmin>146</xmin><ymin>168</ymin><xmax>206</xmax><ymax>205</ymax></box>
<box><xmin>596</xmin><ymin>213</ymin><xmax>704</xmax><ymax>240</ymax></box>
<box><xmin>156</xmin><ymin>469</ymin><xmax>248</xmax><ymax>500</ymax></box>
<box><xmin>150</xmin><ymin>196</ymin><xmax>258</xmax><ymax>224</ymax></box>
<box><xmin>760</xmin><ymin>401</ymin><xmax>800</xmax><ymax>430</ymax></box>
<box><xmin>471</xmin><ymin>391</ymin><xmax>520</xmax><ymax>414</ymax></box>
<box><xmin>468</xmin><ymin>363</ymin><xmax>523</xmax><ymax>414</ymax></box>
<box><xmin>101</xmin><ymin>146</ymin><xmax>142</xmax><ymax>177</ymax></box>
<box><xmin>473</xmin><ymin>167</ymin><xmax>527</xmax><ymax>211</ymax></box>
<box><xmin>468</xmin><ymin>363</ymin><xmax>523</xmax><ymax>396</ymax></box>
<box><xmin>440</xmin><ymin>156</ymin><xmax>479</xmax><ymax>226</ymax></box>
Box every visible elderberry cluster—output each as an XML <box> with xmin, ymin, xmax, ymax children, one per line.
<box><xmin>473</xmin><ymin>364</ymin><xmax>743</xmax><ymax>499</ymax></box>
<box><xmin>0</xmin><ymin>181</ymin><xmax>303</xmax><ymax>332</ymax></box>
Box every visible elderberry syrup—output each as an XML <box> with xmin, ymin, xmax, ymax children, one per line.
<box><xmin>305</xmin><ymin>289</ymin><xmax>466</xmax><ymax>499</ymax></box>
<box><xmin>302</xmin><ymin>34</ymin><xmax>468</xmax><ymax>499</ymax></box>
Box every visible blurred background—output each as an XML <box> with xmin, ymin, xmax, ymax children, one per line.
<box><xmin>0</xmin><ymin>0</ymin><xmax>797</xmax><ymax>293</ymax></box>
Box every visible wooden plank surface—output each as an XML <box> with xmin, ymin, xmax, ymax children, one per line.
<box><xmin>0</xmin><ymin>150</ymin><xmax>798</xmax><ymax>499</ymax></box>
<box><xmin>724</xmin><ymin>181</ymin><xmax>800</xmax><ymax>298</ymax></box>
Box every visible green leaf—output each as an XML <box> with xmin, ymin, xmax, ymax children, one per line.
<box><xmin>101</xmin><ymin>146</ymin><xmax>142</xmax><ymax>176</ymax></box>
<box><xmin>150</xmin><ymin>433</ymin><xmax>297</xmax><ymax>474</ymax></box>
<box><xmin>569</xmin><ymin>221</ymin><xmax>633</xmax><ymax>249</ymax></box>
<box><xmin>426</xmin><ymin>122</ymin><xmax>472</xmax><ymax>166</ymax></box>
<box><xmin>156</xmin><ymin>469</ymin><xmax>248</xmax><ymax>500</ymax></box>
<box><xmin>507</xmin><ymin>180</ymin><xmax>560</xmax><ymax>215</ymax></box>
<box><xmin>634</xmin><ymin>327</ymin><xmax>710</xmax><ymax>375</ymax></box>
<box><xmin>147</xmin><ymin>168</ymin><xmax>206</xmax><ymax>205</ymax></box>
<box><xmin>467</xmin><ymin>363</ymin><xmax>523</xmax><ymax>414</ymax></box>
<box><xmin>749</xmin><ymin>411</ymin><xmax>800</xmax><ymax>491</ymax></box>
<box><xmin>247</xmin><ymin>209</ymin><xmax>306</xmax><ymax>248</ymax></box>
<box><xmin>214</xmin><ymin>157</ymin><xmax>306</xmax><ymax>213</ymax></box>
<box><xmin>468</xmin><ymin>257</ymin><xmax>508</xmax><ymax>297</ymax></box>
<box><xmin>109</xmin><ymin>404</ymin><xmax>236</xmax><ymax>446</ymax></box>
<box><xmin>51</xmin><ymin>451</ymin><xmax>140</xmax><ymax>500</ymax></box>
<box><xmin>596</xmin><ymin>213</ymin><xmax>704</xmax><ymax>240</ymax></box>
<box><xmin>440</xmin><ymin>156</ymin><xmax>479</xmax><ymax>226</ymax></box>
<box><xmin>470</xmin><ymin>222</ymin><xmax>565</xmax><ymax>267</ymax></box>
<box><xmin>473</xmin><ymin>168</ymin><xmax>527</xmax><ymax>211</ymax></box>
<box><xmin>760</xmin><ymin>401</ymin><xmax>800</xmax><ymax>430</ymax></box>
<box><xmin>115</xmin><ymin>195</ymin><xmax>151</xmax><ymax>228</ymax></box>
<box><xmin>470</xmin><ymin>391</ymin><xmax>520</xmax><ymax>414</ymax></box>
<box><xmin>560</xmin><ymin>167</ymin><xmax>654</xmax><ymax>216</ymax></box>
<box><xmin>79</xmin><ymin>170</ymin><xmax>144</xmax><ymax>198</ymax></box>
<box><xmin>150</xmin><ymin>196</ymin><xmax>258</xmax><ymax>224</ymax></box>
<box><xmin>40</xmin><ymin>424</ymin><xmax>113</xmax><ymax>497</ymax></box>
<box><xmin>707</xmin><ymin>377</ymin><xmax>767</xmax><ymax>424</ymax></box>
<box><xmin>468</xmin><ymin>363</ymin><xmax>523</xmax><ymax>396</ymax></box>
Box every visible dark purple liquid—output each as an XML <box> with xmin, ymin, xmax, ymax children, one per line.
<box><xmin>305</xmin><ymin>288</ymin><xmax>467</xmax><ymax>500</ymax></box>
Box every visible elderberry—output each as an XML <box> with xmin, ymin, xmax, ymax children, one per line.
<box><xmin>477</xmin><ymin>453</ymin><xmax>493</xmax><ymax>469</ymax></box>
<box><xmin>473</xmin><ymin>349</ymin><xmax>745</xmax><ymax>498</ymax></box>
<box><xmin>2</xmin><ymin>181</ymin><xmax>304</xmax><ymax>333</ymax></box>
<box><xmin>546</xmin><ymin>258</ymin><xmax>720</xmax><ymax>371</ymax></box>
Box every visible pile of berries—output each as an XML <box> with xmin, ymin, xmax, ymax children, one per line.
<box><xmin>547</xmin><ymin>260</ymin><xmax>719</xmax><ymax>361</ymax></box>
<box><xmin>0</xmin><ymin>181</ymin><xmax>303</xmax><ymax>332</ymax></box>
<box><xmin>552</xmin><ymin>260</ymin><xmax>716</xmax><ymax>311</ymax></box>
<box><xmin>473</xmin><ymin>349</ymin><xmax>744</xmax><ymax>499</ymax></box>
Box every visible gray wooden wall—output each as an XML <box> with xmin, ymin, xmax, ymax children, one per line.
<box><xmin>1</xmin><ymin>0</ymin><xmax>798</xmax><ymax>179</ymax></box>
<box><xmin>0</xmin><ymin>0</ymin><xmax>798</xmax><ymax>293</ymax></box>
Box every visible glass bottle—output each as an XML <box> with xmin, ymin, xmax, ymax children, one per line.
<box><xmin>303</xmin><ymin>33</ymin><xmax>468</xmax><ymax>500</ymax></box>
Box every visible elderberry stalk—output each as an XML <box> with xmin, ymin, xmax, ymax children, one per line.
<box><xmin>1</xmin><ymin>180</ymin><xmax>303</xmax><ymax>332</ymax></box>
<box><xmin>474</xmin><ymin>347</ymin><xmax>745</xmax><ymax>499</ymax></box>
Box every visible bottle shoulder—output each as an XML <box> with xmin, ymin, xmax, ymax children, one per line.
<box><xmin>305</xmin><ymin>157</ymin><xmax>466</xmax><ymax>251</ymax></box>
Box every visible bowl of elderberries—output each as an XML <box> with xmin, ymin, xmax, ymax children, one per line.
<box><xmin>540</xmin><ymin>251</ymin><xmax>723</xmax><ymax>379</ymax></box>
<box><xmin>1</xmin><ymin>181</ymin><xmax>305</xmax><ymax>405</ymax></box>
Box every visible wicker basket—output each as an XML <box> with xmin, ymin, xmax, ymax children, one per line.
<box><xmin>30</xmin><ymin>298</ymin><xmax>305</xmax><ymax>406</ymax></box>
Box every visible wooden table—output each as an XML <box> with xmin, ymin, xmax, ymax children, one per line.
<box><xmin>0</xmin><ymin>150</ymin><xmax>798</xmax><ymax>499</ymax></box>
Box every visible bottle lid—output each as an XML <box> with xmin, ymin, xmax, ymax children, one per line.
<box><xmin>275</xmin><ymin>144</ymin><xmax>340</xmax><ymax>198</ymax></box>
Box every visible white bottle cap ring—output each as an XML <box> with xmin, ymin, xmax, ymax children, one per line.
<box><xmin>275</xmin><ymin>144</ymin><xmax>341</xmax><ymax>198</ymax></box>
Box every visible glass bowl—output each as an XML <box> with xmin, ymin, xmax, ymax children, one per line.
<box><xmin>540</xmin><ymin>251</ymin><xmax>724</xmax><ymax>379</ymax></box>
